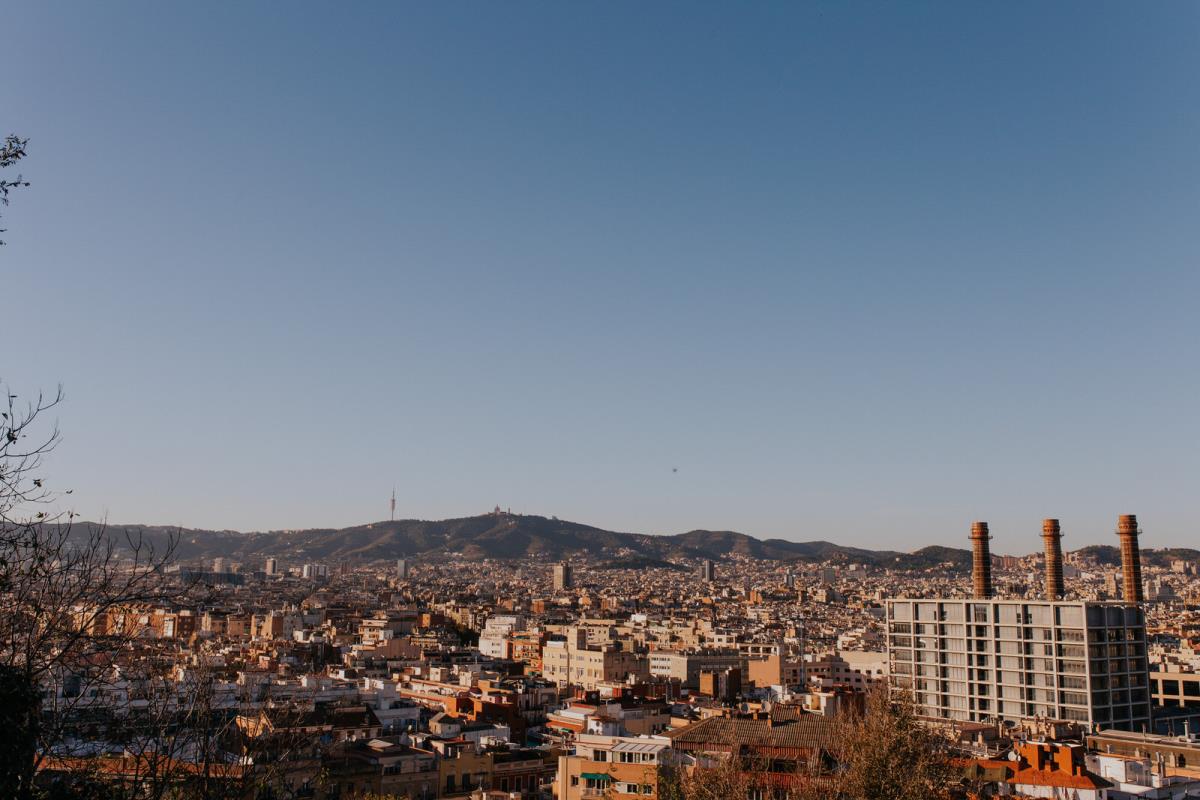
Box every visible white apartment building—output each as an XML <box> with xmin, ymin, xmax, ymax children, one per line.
<box><xmin>478</xmin><ymin>614</ymin><xmax>525</xmax><ymax>659</ymax></box>
<box><xmin>887</xmin><ymin>599</ymin><xmax>1150</xmax><ymax>731</ymax></box>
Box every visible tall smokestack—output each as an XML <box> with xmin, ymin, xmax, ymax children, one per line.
<box><xmin>1042</xmin><ymin>519</ymin><xmax>1064</xmax><ymax>600</ymax></box>
<box><xmin>1116</xmin><ymin>514</ymin><xmax>1144</xmax><ymax>603</ymax></box>
<box><xmin>970</xmin><ymin>521</ymin><xmax>993</xmax><ymax>599</ymax></box>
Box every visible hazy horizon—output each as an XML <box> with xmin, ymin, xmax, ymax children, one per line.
<box><xmin>69</xmin><ymin>508</ymin><xmax>1180</xmax><ymax>558</ymax></box>
<box><xmin>5</xmin><ymin>2</ymin><xmax>1198</xmax><ymax>553</ymax></box>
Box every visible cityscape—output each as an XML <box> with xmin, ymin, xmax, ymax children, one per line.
<box><xmin>4</xmin><ymin>499</ymin><xmax>1200</xmax><ymax>799</ymax></box>
<box><xmin>4</xmin><ymin>3</ymin><xmax>1199</xmax><ymax>800</ymax></box>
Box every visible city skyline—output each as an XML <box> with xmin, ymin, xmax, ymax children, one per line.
<box><xmin>6</xmin><ymin>5</ymin><xmax>1200</xmax><ymax>799</ymax></box>
<box><xmin>4</xmin><ymin>2</ymin><xmax>1198</xmax><ymax>549</ymax></box>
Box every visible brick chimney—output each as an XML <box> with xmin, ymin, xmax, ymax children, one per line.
<box><xmin>970</xmin><ymin>521</ymin><xmax>993</xmax><ymax>599</ymax></box>
<box><xmin>1116</xmin><ymin>514</ymin><xmax>1144</xmax><ymax>603</ymax></box>
<box><xmin>1042</xmin><ymin>519</ymin><xmax>1064</xmax><ymax>600</ymax></box>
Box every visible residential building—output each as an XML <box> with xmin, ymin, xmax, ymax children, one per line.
<box><xmin>887</xmin><ymin>599</ymin><xmax>1151</xmax><ymax>730</ymax></box>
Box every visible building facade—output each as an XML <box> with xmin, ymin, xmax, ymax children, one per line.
<box><xmin>886</xmin><ymin>599</ymin><xmax>1150</xmax><ymax>731</ymax></box>
<box><xmin>1150</xmin><ymin>667</ymin><xmax>1200</xmax><ymax>710</ymax></box>
<box><xmin>554</xmin><ymin>734</ymin><xmax>670</xmax><ymax>800</ymax></box>
<box><xmin>553</xmin><ymin>562</ymin><xmax>573</xmax><ymax>592</ymax></box>
<box><xmin>543</xmin><ymin>629</ymin><xmax>649</xmax><ymax>691</ymax></box>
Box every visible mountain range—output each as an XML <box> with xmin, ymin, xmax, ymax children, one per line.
<box><xmin>62</xmin><ymin>514</ymin><xmax>1196</xmax><ymax>572</ymax></box>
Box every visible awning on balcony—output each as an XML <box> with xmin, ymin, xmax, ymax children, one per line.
<box><xmin>580</xmin><ymin>772</ymin><xmax>611</xmax><ymax>781</ymax></box>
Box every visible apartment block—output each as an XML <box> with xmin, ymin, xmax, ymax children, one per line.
<box><xmin>887</xmin><ymin>599</ymin><xmax>1151</xmax><ymax>731</ymax></box>
<box><xmin>543</xmin><ymin>628</ymin><xmax>649</xmax><ymax>691</ymax></box>
<box><xmin>555</xmin><ymin>734</ymin><xmax>671</xmax><ymax>800</ymax></box>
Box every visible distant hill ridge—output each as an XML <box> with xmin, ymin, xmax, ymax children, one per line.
<box><xmin>60</xmin><ymin>513</ymin><xmax>1196</xmax><ymax>570</ymax></box>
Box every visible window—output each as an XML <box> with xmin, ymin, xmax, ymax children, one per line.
<box><xmin>1057</xmin><ymin>606</ymin><xmax>1082</xmax><ymax>627</ymax></box>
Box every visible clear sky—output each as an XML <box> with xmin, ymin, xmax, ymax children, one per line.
<box><xmin>3</xmin><ymin>2</ymin><xmax>1197</xmax><ymax>553</ymax></box>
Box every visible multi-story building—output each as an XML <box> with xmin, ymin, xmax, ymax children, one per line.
<box><xmin>805</xmin><ymin>650</ymin><xmax>888</xmax><ymax>690</ymax></box>
<box><xmin>555</xmin><ymin>734</ymin><xmax>671</xmax><ymax>800</ymax></box>
<box><xmin>1150</xmin><ymin>667</ymin><xmax>1200</xmax><ymax>709</ymax></box>
<box><xmin>478</xmin><ymin>615</ymin><xmax>524</xmax><ymax>659</ymax></box>
<box><xmin>886</xmin><ymin>598</ymin><xmax>1150</xmax><ymax>730</ymax></box>
<box><xmin>543</xmin><ymin>628</ymin><xmax>649</xmax><ymax>690</ymax></box>
<box><xmin>554</xmin><ymin>561</ymin><xmax>573</xmax><ymax>592</ymax></box>
<box><xmin>698</xmin><ymin>667</ymin><xmax>741</xmax><ymax>701</ymax></box>
<box><xmin>647</xmin><ymin>649</ymin><xmax>743</xmax><ymax>689</ymax></box>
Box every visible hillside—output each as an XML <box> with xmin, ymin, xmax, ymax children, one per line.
<box><xmin>68</xmin><ymin>513</ymin><xmax>1186</xmax><ymax>572</ymax></box>
<box><xmin>62</xmin><ymin>513</ymin><xmax>961</xmax><ymax>568</ymax></box>
<box><xmin>1072</xmin><ymin>544</ymin><xmax>1199</xmax><ymax>568</ymax></box>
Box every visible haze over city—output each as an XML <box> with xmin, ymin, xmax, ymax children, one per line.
<box><xmin>4</xmin><ymin>2</ymin><xmax>1198</xmax><ymax>552</ymax></box>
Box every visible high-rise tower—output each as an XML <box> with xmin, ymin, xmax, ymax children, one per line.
<box><xmin>553</xmin><ymin>561</ymin><xmax>573</xmax><ymax>591</ymax></box>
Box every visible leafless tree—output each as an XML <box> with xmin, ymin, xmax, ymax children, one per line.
<box><xmin>0</xmin><ymin>383</ymin><xmax>185</xmax><ymax>800</ymax></box>
<box><xmin>657</xmin><ymin>755</ymin><xmax>769</xmax><ymax>800</ymax></box>
<box><xmin>657</xmin><ymin>751</ymin><xmax>830</xmax><ymax>800</ymax></box>
<box><xmin>830</xmin><ymin>687</ymin><xmax>956</xmax><ymax>800</ymax></box>
<box><xmin>658</xmin><ymin>692</ymin><xmax>954</xmax><ymax>800</ymax></box>
<box><xmin>0</xmin><ymin>134</ymin><xmax>30</xmax><ymax>245</ymax></box>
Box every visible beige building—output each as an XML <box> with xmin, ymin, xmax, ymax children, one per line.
<box><xmin>745</xmin><ymin>653</ymin><xmax>805</xmax><ymax>689</ymax></box>
<box><xmin>542</xmin><ymin>628</ymin><xmax>649</xmax><ymax>691</ymax></box>
<box><xmin>647</xmin><ymin>649</ymin><xmax>744</xmax><ymax>689</ymax></box>
<box><xmin>555</xmin><ymin>734</ymin><xmax>670</xmax><ymax>800</ymax></box>
<box><xmin>1151</xmin><ymin>667</ymin><xmax>1200</xmax><ymax>709</ymax></box>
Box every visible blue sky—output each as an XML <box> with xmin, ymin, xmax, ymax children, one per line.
<box><xmin>3</xmin><ymin>2</ymin><xmax>1197</xmax><ymax>552</ymax></box>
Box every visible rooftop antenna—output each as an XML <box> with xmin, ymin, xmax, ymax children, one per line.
<box><xmin>390</xmin><ymin>487</ymin><xmax>396</xmax><ymax>521</ymax></box>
